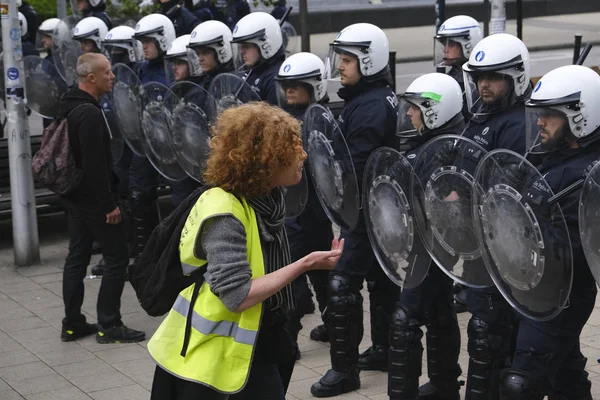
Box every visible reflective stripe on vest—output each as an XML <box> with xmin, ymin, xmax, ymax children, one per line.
<box><xmin>181</xmin><ymin>262</ymin><xmax>197</xmax><ymax>275</ymax></box>
<box><xmin>172</xmin><ymin>294</ymin><xmax>258</xmax><ymax>346</ymax></box>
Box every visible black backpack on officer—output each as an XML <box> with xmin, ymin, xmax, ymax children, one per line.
<box><xmin>129</xmin><ymin>185</ymin><xmax>208</xmax><ymax>317</ymax></box>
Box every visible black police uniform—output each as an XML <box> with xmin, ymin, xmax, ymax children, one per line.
<box><xmin>245</xmin><ymin>53</ymin><xmax>285</xmax><ymax>106</ymax></box>
<box><xmin>500</xmin><ymin>145</ymin><xmax>600</xmax><ymax>400</ymax></box>
<box><xmin>388</xmin><ymin>114</ymin><xmax>466</xmax><ymax>400</ymax></box>
<box><xmin>19</xmin><ymin>1</ymin><xmax>38</xmax><ymax>45</ymax></box>
<box><xmin>160</xmin><ymin>0</ymin><xmax>199</xmax><ymax>36</ymax></box>
<box><xmin>461</xmin><ymin>96</ymin><xmax>529</xmax><ymax>399</ymax></box>
<box><xmin>311</xmin><ymin>75</ymin><xmax>399</xmax><ymax>397</ymax></box>
<box><xmin>212</xmin><ymin>0</ymin><xmax>249</xmax><ymax>30</ymax></box>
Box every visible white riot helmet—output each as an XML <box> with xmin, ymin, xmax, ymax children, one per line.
<box><xmin>327</xmin><ymin>23</ymin><xmax>390</xmax><ymax>82</ymax></box>
<box><xmin>37</xmin><ymin>17</ymin><xmax>60</xmax><ymax>49</ymax></box>
<box><xmin>16</xmin><ymin>0</ymin><xmax>21</xmax><ymax>6</ymax></box>
<box><xmin>165</xmin><ymin>34</ymin><xmax>201</xmax><ymax>82</ymax></box>
<box><xmin>231</xmin><ymin>12</ymin><xmax>283</xmax><ymax>69</ymax></box>
<box><xmin>398</xmin><ymin>73</ymin><xmax>463</xmax><ymax>137</ymax></box>
<box><xmin>73</xmin><ymin>16</ymin><xmax>108</xmax><ymax>51</ymax></box>
<box><xmin>134</xmin><ymin>13</ymin><xmax>176</xmax><ymax>53</ymax></box>
<box><xmin>462</xmin><ymin>33</ymin><xmax>530</xmax><ymax>116</ymax></box>
<box><xmin>102</xmin><ymin>25</ymin><xmax>143</xmax><ymax>64</ymax></box>
<box><xmin>525</xmin><ymin>65</ymin><xmax>600</xmax><ymax>153</ymax></box>
<box><xmin>188</xmin><ymin>21</ymin><xmax>233</xmax><ymax>67</ymax></box>
<box><xmin>18</xmin><ymin>12</ymin><xmax>27</xmax><ymax>38</ymax></box>
<box><xmin>275</xmin><ymin>52</ymin><xmax>327</xmax><ymax>112</ymax></box>
<box><xmin>434</xmin><ymin>15</ymin><xmax>482</xmax><ymax>67</ymax></box>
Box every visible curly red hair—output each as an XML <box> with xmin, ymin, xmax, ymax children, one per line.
<box><xmin>203</xmin><ymin>102</ymin><xmax>305</xmax><ymax>198</ymax></box>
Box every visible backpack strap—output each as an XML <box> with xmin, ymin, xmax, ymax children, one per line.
<box><xmin>180</xmin><ymin>268</ymin><xmax>207</xmax><ymax>357</ymax></box>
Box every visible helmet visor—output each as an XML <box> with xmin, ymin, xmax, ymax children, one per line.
<box><xmin>104</xmin><ymin>43</ymin><xmax>132</xmax><ymax>65</ymax></box>
<box><xmin>233</xmin><ymin>42</ymin><xmax>262</xmax><ymax>71</ymax></box>
<box><xmin>397</xmin><ymin>97</ymin><xmax>421</xmax><ymax>138</ymax></box>
<box><xmin>275</xmin><ymin>79</ymin><xmax>313</xmax><ymax>115</ymax></box>
<box><xmin>164</xmin><ymin>57</ymin><xmax>190</xmax><ymax>84</ymax></box>
<box><xmin>526</xmin><ymin>106</ymin><xmax>570</xmax><ymax>154</ymax></box>
<box><xmin>464</xmin><ymin>69</ymin><xmax>515</xmax><ymax>117</ymax></box>
<box><xmin>433</xmin><ymin>36</ymin><xmax>466</xmax><ymax>68</ymax></box>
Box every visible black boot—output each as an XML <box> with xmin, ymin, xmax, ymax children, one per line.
<box><xmin>91</xmin><ymin>258</ymin><xmax>106</xmax><ymax>276</ymax></box>
<box><xmin>419</xmin><ymin>382</ymin><xmax>460</xmax><ymax>400</ymax></box>
<box><xmin>358</xmin><ymin>345</ymin><xmax>388</xmax><ymax>371</ymax></box>
<box><xmin>311</xmin><ymin>274</ymin><xmax>363</xmax><ymax>398</ymax></box>
<box><xmin>310</xmin><ymin>324</ymin><xmax>329</xmax><ymax>342</ymax></box>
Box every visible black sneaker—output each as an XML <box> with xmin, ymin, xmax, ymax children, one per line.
<box><xmin>96</xmin><ymin>325</ymin><xmax>146</xmax><ymax>344</ymax></box>
<box><xmin>61</xmin><ymin>323</ymin><xmax>98</xmax><ymax>342</ymax></box>
<box><xmin>91</xmin><ymin>258</ymin><xmax>105</xmax><ymax>276</ymax></box>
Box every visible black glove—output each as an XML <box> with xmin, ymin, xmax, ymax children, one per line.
<box><xmin>435</xmin><ymin>141</ymin><xmax>457</xmax><ymax>164</ymax></box>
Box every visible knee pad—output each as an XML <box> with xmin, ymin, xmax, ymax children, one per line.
<box><xmin>425</xmin><ymin>306</ymin><xmax>462</xmax><ymax>388</ymax></box>
<box><xmin>499</xmin><ymin>369</ymin><xmax>545</xmax><ymax>400</ymax></box>
<box><xmin>367</xmin><ymin>279</ymin><xmax>397</xmax><ymax>347</ymax></box>
<box><xmin>467</xmin><ymin>316</ymin><xmax>508</xmax><ymax>364</ymax></box>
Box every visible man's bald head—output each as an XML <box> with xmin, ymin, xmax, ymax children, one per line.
<box><xmin>76</xmin><ymin>53</ymin><xmax>109</xmax><ymax>82</ymax></box>
<box><xmin>76</xmin><ymin>53</ymin><xmax>114</xmax><ymax>98</ymax></box>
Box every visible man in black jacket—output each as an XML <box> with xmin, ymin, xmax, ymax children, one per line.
<box><xmin>59</xmin><ymin>53</ymin><xmax>145</xmax><ymax>344</ymax></box>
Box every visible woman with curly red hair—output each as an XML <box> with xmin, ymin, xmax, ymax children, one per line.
<box><xmin>148</xmin><ymin>102</ymin><xmax>344</xmax><ymax>400</ymax></box>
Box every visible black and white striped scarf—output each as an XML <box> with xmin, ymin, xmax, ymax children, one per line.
<box><xmin>247</xmin><ymin>187</ymin><xmax>295</xmax><ymax>312</ymax></box>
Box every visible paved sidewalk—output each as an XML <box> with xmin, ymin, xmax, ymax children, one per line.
<box><xmin>1</xmin><ymin>215</ymin><xmax>600</xmax><ymax>399</ymax></box>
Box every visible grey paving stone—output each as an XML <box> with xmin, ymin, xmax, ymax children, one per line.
<box><xmin>67</xmin><ymin>371</ymin><xmax>134</xmax><ymax>393</ymax></box>
<box><xmin>19</xmin><ymin>337</ymin><xmax>74</xmax><ymax>354</ymax></box>
<box><xmin>0</xmin><ymin>337</ymin><xmax>26</xmax><ymax>354</ymax></box>
<box><xmin>35</xmin><ymin>347</ymin><xmax>96</xmax><ymax>367</ymax></box>
<box><xmin>17</xmin><ymin>266</ymin><xmax>63</xmax><ymax>278</ymax></box>
<box><xmin>0</xmin><ymin>389</ymin><xmax>25</xmax><ymax>399</ymax></box>
<box><xmin>0</xmin><ymin>361</ymin><xmax>55</xmax><ymax>382</ymax></box>
<box><xmin>112</xmin><ymin>358</ymin><xmax>155</xmax><ymax>379</ymax></box>
<box><xmin>8</xmin><ymin>327</ymin><xmax>60</xmax><ymax>346</ymax></box>
<box><xmin>0</xmin><ymin>317</ymin><xmax>50</xmax><ymax>334</ymax></box>
<box><xmin>7</xmin><ymin>289</ymin><xmax>63</xmax><ymax>312</ymax></box>
<box><xmin>53</xmin><ymin>359</ymin><xmax>116</xmax><ymax>381</ymax></box>
<box><xmin>0</xmin><ymin>281</ymin><xmax>43</xmax><ymax>295</ymax></box>
<box><xmin>88</xmin><ymin>384</ymin><xmax>149</xmax><ymax>400</ymax></box>
<box><xmin>0</xmin><ymin>350</ymin><xmax>39</xmax><ymax>368</ymax></box>
<box><xmin>93</xmin><ymin>345</ymin><xmax>149</xmax><ymax>365</ymax></box>
<box><xmin>9</xmin><ymin>372</ymin><xmax>72</xmax><ymax>395</ymax></box>
<box><xmin>0</xmin><ymin>378</ymin><xmax>12</xmax><ymax>391</ymax></box>
<box><xmin>29</xmin><ymin>273</ymin><xmax>63</xmax><ymax>285</ymax></box>
<box><xmin>24</xmin><ymin>387</ymin><xmax>92</xmax><ymax>400</ymax></box>
<box><xmin>0</xmin><ymin>301</ymin><xmax>35</xmax><ymax>321</ymax></box>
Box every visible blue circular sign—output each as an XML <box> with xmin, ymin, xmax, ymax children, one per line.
<box><xmin>283</xmin><ymin>64</ymin><xmax>291</xmax><ymax>73</ymax></box>
<box><xmin>7</xmin><ymin>68</ymin><xmax>19</xmax><ymax>80</ymax></box>
<box><xmin>9</xmin><ymin>28</ymin><xmax>20</xmax><ymax>41</ymax></box>
<box><xmin>534</xmin><ymin>81</ymin><xmax>542</xmax><ymax>93</ymax></box>
<box><xmin>475</xmin><ymin>51</ymin><xmax>485</xmax><ymax>62</ymax></box>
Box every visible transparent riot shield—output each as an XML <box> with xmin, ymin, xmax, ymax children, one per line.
<box><xmin>473</xmin><ymin>149</ymin><xmax>573</xmax><ymax>321</ymax></box>
<box><xmin>111</xmin><ymin>63</ymin><xmax>145</xmax><ymax>156</ymax></box>
<box><xmin>580</xmin><ymin>161</ymin><xmax>600</xmax><ymax>288</ymax></box>
<box><xmin>52</xmin><ymin>15</ymin><xmax>82</xmax><ymax>87</ymax></box>
<box><xmin>303</xmin><ymin>103</ymin><xmax>359</xmax><ymax>231</ymax></box>
<box><xmin>206</xmin><ymin>72</ymin><xmax>261</xmax><ymax>123</ymax></box>
<box><xmin>411</xmin><ymin>134</ymin><xmax>493</xmax><ymax>288</ymax></box>
<box><xmin>364</xmin><ymin>147</ymin><xmax>429</xmax><ymax>289</ymax></box>
<box><xmin>169</xmin><ymin>81</ymin><xmax>213</xmax><ymax>183</ymax></box>
<box><xmin>140</xmin><ymin>81</ymin><xmax>187</xmax><ymax>182</ymax></box>
<box><xmin>24</xmin><ymin>55</ymin><xmax>68</xmax><ymax>118</ymax></box>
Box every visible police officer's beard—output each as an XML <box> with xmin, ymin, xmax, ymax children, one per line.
<box><xmin>541</xmin><ymin>124</ymin><xmax>574</xmax><ymax>152</ymax></box>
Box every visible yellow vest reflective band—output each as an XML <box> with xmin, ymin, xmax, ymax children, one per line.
<box><xmin>148</xmin><ymin>187</ymin><xmax>264</xmax><ymax>394</ymax></box>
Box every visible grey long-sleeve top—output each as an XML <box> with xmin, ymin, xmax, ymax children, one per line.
<box><xmin>194</xmin><ymin>215</ymin><xmax>253</xmax><ymax>312</ymax></box>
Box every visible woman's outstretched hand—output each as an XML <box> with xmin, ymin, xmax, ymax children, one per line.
<box><xmin>304</xmin><ymin>238</ymin><xmax>345</xmax><ymax>271</ymax></box>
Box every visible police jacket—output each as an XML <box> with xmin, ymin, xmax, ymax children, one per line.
<box><xmin>246</xmin><ymin>53</ymin><xmax>285</xmax><ymax>105</ymax></box>
<box><xmin>19</xmin><ymin>1</ymin><xmax>38</xmax><ymax>44</ymax></box>
<box><xmin>337</xmin><ymin>77</ymin><xmax>399</xmax><ymax>193</ymax></box>
<box><xmin>161</xmin><ymin>0</ymin><xmax>199</xmax><ymax>36</ymax></box>
<box><xmin>137</xmin><ymin>57</ymin><xmax>168</xmax><ymax>85</ymax></box>
<box><xmin>192</xmin><ymin>0</ymin><xmax>213</xmax><ymax>22</ymax></box>
<box><xmin>22</xmin><ymin>41</ymin><xmax>39</xmax><ymax>57</ymax></box>
<box><xmin>463</xmin><ymin>95</ymin><xmax>529</xmax><ymax>155</ymax></box>
<box><xmin>58</xmin><ymin>87</ymin><xmax>118</xmax><ymax>214</ymax></box>
<box><xmin>82</xmin><ymin>7</ymin><xmax>113</xmax><ymax>30</ymax></box>
<box><xmin>212</xmin><ymin>0</ymin><xmax>250</xmax><ymax>29</ymax></box>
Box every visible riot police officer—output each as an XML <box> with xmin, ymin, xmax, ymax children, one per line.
<box><xmin>212</xmin><ymin>0</ymin><xmax>250</xmax><ymax>30</ymax></box>
<box><xmin>157</xmin><ymin>0</ymin><xmax>199</xmax><ymax>36</ymax></box>
<box><xmin>73</xmin><ymin>17</ymin><xmax>108</xmax><ymax>54</ymax></box>
<box><xmin>18</xmin><ymin>12</ymin><xmax>39</xmax><ymax>56</ymax></box>
<box><xmin>499</xmin><ymin>65</ymin><xmax>600</xmax><ymax>400</ymax></box>
<box><xmin>187</xmin><ymin>20</ymin><xmax>235</xmax><ymax>89</ymax></box>
<box><xmin>310</xmin><ymin>23</ymin><xmax>398</xmax><ymax>397</ymax></box>
<box><xmin>274</xmin><ymin>52</ymin><xmax>333</xmax><ymax>356</ymax></box>
<box><xmin>17</xmin><ymin>0</ymin><xmax>38</xmax><ymax>45</ymax></box>
<box><xmin>231</xmin><ymin>12</ymin><xmax>285</xmax><ymax>105</ymax></box>
<box><xmin>76</xmin><ymin>0</ymin><xmax>112</xmax><ymax>30</ymax></box>
<box><xmin>387</xmin><ymin>73</ymin><xmax>466</xmax><ymax>400</ymax></box>
<box><xmin>102</xmin><ymin>25</ymin><xmax>144</xmax><ymax>68</ymax></box>
<box><xmin>460</xmin><ymin>33</ymin><xmax>532</xmax><ymax>399</ymax></box>
<box><xmin>435</xmin><ymin>15</ymin><xmax>482</xmax><ymax>94</ymax></box>
<box><xmin>37</xmin><ymin>18</ymin><xmax>60</xmax><ymax>64</ymax></box>
<box><xmin>128</xmin><ymin>14</ymin><xmax>176</xmax><ymax>258</ymax></box>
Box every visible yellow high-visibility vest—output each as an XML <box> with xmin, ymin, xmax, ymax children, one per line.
<box><xmin>148</xmin><ymin>187</ymin><xmax>264</xmax><ymax>393</ymax></box>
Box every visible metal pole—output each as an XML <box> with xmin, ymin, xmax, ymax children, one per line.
<box><xmin>483</xmin><ymin>0</ymin><xmax>490</xmax><ymax>37</ymax></box>
<box><xmin>1</xmin><ymin>0</ymin><xmax>40</xmax><ymax>266</ymax></box>
<box><xmin>57</xmin><ymin>0</ymin><xmax>67</xmax><ymax>19</ymax></box>
<box><xmin>490</xmin><ymin>0</ymin><xmax>506</xmax><ymax>35</ymax></box>
<box><xmin>435</xmin><ymin>0</ymin><xmax>446</xmax><ymax>73</ymax></box>
<box><xmin>299</xmin><ymin>0</ymin><xmax>310</xmax><ymax>52</ymax></box>
<box><xmin>516</xmin><ymin>0</ymin><xmax>523</xmax><ymax>39</ymax></box>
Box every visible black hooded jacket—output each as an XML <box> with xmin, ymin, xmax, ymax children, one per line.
<box><xmin>58</xmin><ymin>87</ymin><xmax>118</xmax><ymax>214</ymax></box>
